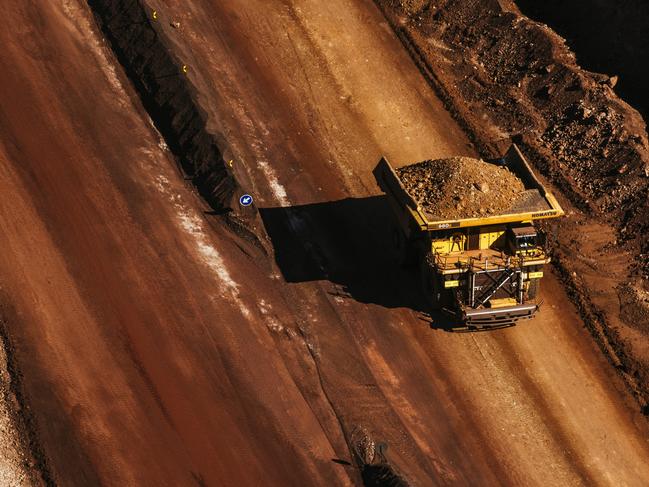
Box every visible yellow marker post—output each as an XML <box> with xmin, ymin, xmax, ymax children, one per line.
<box><xmin>228</xmin><ymin>160</ymin><xmax>233</xmax><ymax>167</ymax></box>
<box><xmin>152</xmin><ymin>10</ymin><xmax>157</xmax><ymax>20</ymax></box>
<box><xmin>182</xmin><ymin>65</ymin><xmax>188</xmax><ymax>74</ymax></box>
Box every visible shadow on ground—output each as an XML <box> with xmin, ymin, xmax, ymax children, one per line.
<box><xmin>260</xmin><ymin>196</ymin><xmax>458</xmax><ymax>330</ymax></box>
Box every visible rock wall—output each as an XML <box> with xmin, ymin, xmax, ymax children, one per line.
<box><xmin>517</xmin><ymin>0</ymin><xmax>649</xmax><ymax>123</ymax></box>
<box><xmin>88</xmin><ymin>0</ymin><xmax>240</xmax><ymax>212</ymax></box>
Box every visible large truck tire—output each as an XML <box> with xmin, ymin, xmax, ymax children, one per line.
<box><xmin>392</xmin><ymin>226</ymin><xmax>417</xmax><ymax>268</ymax></box>
<box><xmin>527</xmin><ymin>278</ymin><xmax>539</xmax><ymax>299</ymax></box>
<box><xmin>420</xmin><ymin>252</ymin><xmax>441</xmax><ymax>310</ymax></box>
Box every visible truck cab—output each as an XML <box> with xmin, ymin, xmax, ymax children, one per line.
<box><xmin>507</xmin><ymin>225</ymin><xmax>540</xmax><ymax>255</ymax></box>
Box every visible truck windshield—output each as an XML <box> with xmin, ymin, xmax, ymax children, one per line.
<box><xmin>516</xmin><ymin>235</ymin><xmax>536</xmax><ymax>249</ymax></box>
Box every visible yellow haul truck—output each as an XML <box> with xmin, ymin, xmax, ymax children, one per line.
<box><xmin>374</xmin><ymin>145</ymin><xmax>564</xmax><ymax>329</ymax></box>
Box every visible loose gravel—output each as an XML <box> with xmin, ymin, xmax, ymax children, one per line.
<box><xmin>396</xmin><ymin>156</ymin><xmax>527</xmax><ymax>219</ymax></box>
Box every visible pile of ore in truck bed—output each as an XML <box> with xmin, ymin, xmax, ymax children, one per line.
<box><xmin>395</xmin><ymin>156</ymin><xmax>545</xmax><ymax>220</ymax></box>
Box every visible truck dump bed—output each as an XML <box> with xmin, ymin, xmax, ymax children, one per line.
<box><xmin>374</xmin><ymin>145</ymin><xmax>564</xmax><ymax>232</ymax></box>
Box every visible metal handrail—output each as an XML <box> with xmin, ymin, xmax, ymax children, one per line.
<box><xmin>433</xmin><ymin>249</ymin><xmax>544</xmax><ymax>272</ymax></box>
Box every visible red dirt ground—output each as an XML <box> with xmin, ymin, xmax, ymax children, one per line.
<box><xmin>1</xmin><ymin>0</ymin><xmax>649</xmax><ymax>485</ymax></box>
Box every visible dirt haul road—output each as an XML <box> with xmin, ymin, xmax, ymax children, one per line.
<box><xmin>0</xmin><ymin>0</ymin><xmax>649</xmax><ymax>486</ymax></box>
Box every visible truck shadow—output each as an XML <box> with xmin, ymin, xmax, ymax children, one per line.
<box><xmin>259</xmin><ymin>196</ymin><xmax>459</xmax><ymax>330</ymax></box>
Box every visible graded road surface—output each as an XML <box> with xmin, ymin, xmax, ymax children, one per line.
<box><xmin>0</xmin><ymin>0</ymin><xmax>648</xmax><ymax>486</ymax></box>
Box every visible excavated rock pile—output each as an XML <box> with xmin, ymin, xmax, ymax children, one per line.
<box><xmin>396</xmin><ymin>157</ymin><xmax>526</xmax><ymax>219</ymax></box>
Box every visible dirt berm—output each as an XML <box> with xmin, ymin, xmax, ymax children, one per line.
<box><xmin>88</xmin><ymin>0</ymin><xmax>241</xmax><ymax>213</ymax></box>
<box><xmin>517</xmin><ymin>0</ymin><xmax>649</xmax><ymax>124</ymax></box>
<box><xmin>375</xmin><ymin>0</ymin><xmax>649</xmax><ymax>407</ymax></box>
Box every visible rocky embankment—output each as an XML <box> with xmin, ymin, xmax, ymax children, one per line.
<box><xmin>517</xmin><ymin>0</ymin><xmax>649</xmax><ymax>124</ymax></box>
<box><xmin>378</xmin><ymin>1</ymin><xmax>649</xmax><ymax>236</ymax></box>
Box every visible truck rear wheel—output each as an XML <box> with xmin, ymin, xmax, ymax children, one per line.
<box><xmin>527</xmin><ymin>279</ymin><xmax>539</xmax><ymax>299</ymax></box>
<box><xmin>420</xmin><ymin>253</ymin><xmax>441</xmax><ymax>310</ymax></box>
<box><xmin>392</xmin><ymin>226</ymin><xmax>416</xmax><ymax>268</ymax></box>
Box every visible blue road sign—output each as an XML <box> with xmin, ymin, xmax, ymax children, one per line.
<box><xmin>239</xmin><ymin>194</ymin><xmax>253</xmax><ymax>207</ymax></box>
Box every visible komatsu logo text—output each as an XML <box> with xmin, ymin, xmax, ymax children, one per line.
<box><xmin>531</xmin><ymin>210</ymin><xmax>557</xmax><ymax>218</ymax></box>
